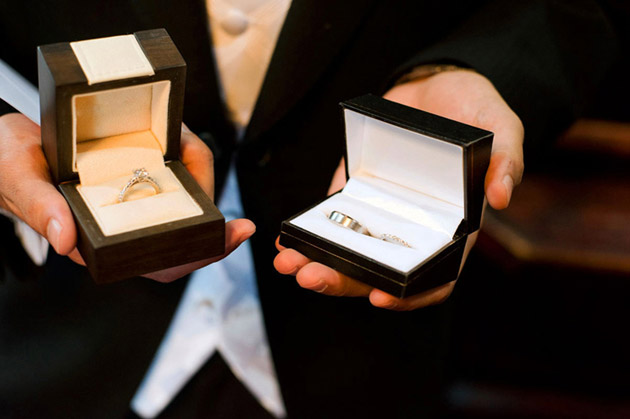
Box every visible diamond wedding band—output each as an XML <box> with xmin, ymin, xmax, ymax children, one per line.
<box><xmin>328</xmin><ymin>211</ymin><xmax>412</xmax><ymax>248</ymax></box>
<box><xmin>118</xmin><ymin>168</ymin><xmax>161</xmax><ymax>203</ymax></box>
<box><xmin>379</xmin><ymin>234</ymin><xmax>412</xmax><ymax>248</ymax></box>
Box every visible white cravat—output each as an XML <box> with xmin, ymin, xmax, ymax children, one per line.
<box><xmin>131</xmin><ymin>168</ymin><xmax>285</xmax><ymax>418</ymax></box>
<box><xmin>208</xmin><ymin>0</ymin><xmax>292</xmax><ymax>131</ymax></box>
<box><xmin>131</xmin><ymin>0</ymin><xmax>292</xmax><ymax>417</ymax></box>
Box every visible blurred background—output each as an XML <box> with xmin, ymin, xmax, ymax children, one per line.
<box><xmin>444</xmin><ymin>48</ymin><xmax>630</xmax><ymax>418</ymax></box>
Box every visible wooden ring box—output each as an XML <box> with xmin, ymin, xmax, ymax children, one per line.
<box><xmin>38</xmin><ymin>29</ymin><xmax>225</xmax><ymax>283</ymax></box>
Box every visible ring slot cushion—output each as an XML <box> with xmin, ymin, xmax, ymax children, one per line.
<box><xmin>280</xmin><ymin>94</ymin><xmax>492</xmax><ymax>298</ymax></box>
<box><xmin>38</xmin><ymin>29</ymin><xmax>225</xmax><ymax>283</ymax></box>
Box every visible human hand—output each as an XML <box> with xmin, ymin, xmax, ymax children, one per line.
<box><xmin>274</xmin><ymin>70</ymin><xmax>524</xmax><ymax>310</ymax></box>
<box><xmin>0</xmin><ymin>112</ymin><xmax>254</xmax><ymax>282</ymax></box>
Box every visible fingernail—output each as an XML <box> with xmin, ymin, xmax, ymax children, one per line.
<box><xmin>306</xmin><ymin>280</ymin><xmax>328</xmax><ymax>293</ymax></box>
<box><xmin>502</xmin><ymin>175</ymin><xmax>514</xmax><ymax>204</ymax></box>
<box><xmin>46</xmin><ymin>218</ymin><xmax>62</xmax><ymax>252</ymax></box>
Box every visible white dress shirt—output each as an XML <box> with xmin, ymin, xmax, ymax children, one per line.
<box><xmin>131</xmin><ymin>0</ymin><xmax>292</xmax><ymax>417</ymax></box>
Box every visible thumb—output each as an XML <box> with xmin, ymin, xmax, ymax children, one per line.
<box><xmin>4</xmin><ymin>177</ymin><xmax>77</xmax><ymax>256</ymax></box>
<box><xmin>221</xmin><ymin>218</ymin><xmax>256</xmax><ymax>257</ymax></box>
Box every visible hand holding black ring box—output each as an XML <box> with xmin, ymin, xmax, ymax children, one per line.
<box><xmin>280</xmin><ymin>94</ymin><xmax>492</xmax><ymax>298</ymax></box>
<box><xmin>38</xmin><ymin>29</ymin><xmax>225</xmax><ymax>283</ymax></box>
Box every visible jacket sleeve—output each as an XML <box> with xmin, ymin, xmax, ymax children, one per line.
<box><xmin>393</xmin><ymin>0</ymin><xmax>621</xmax><ymax>153</ymax></box>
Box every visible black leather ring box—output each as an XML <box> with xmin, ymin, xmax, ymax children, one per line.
<box><xmin>280</xmin><ymin>94</ymin><xmax>492</xmax><ymax>298</ymax></box>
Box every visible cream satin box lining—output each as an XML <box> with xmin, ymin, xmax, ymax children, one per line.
<box><xmin>70</xmin><ymin>81</ymin><xmax>201</xmax><ymax>236</ymax></box>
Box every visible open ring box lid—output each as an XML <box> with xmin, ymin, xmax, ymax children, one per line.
<box><xmin>38</xmin><ymin>29</ymin><xmax>225</xmax><ymax>283</ymax></box>
<box><xmin>280</xmin><ymin>94</ymin><xmax>492</xmax><ymax>298</ymax></box>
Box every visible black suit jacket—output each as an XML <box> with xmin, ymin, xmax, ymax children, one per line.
<box><xmin>0</xmin><ymin>1</ymin><xmax>619</xmax><ymax>418</ymax></box>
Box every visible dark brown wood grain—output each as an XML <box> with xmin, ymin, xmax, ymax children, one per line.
<box><xmin>136</xmin><ymin>28</ymin><xmax>186</xmax><ymax>163</ymax></box>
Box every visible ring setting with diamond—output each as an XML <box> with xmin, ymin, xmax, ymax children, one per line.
<box><xmin>118</xmin><ymin>168</ymin><xmax>161</xmax><ymax>203</ymax></box>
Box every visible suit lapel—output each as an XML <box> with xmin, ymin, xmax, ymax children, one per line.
<box><xmin>243</xmin><ymin>0</ymin><xmax>377</xmax><ymax>144</ymax></box>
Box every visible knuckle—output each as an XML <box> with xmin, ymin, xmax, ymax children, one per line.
<box><xmin>514</xmin><ymin>115</ymin><xmax>525</xmax><ymax>139</ymax></box>
<box><xmin>22</xmin><ymin>193</ymin><xmax>47</xmax><ymax>229</ymax></box>
<box><xmin>187</xmin><ymin>138</ymin><xmax>213</xmax><ymax>164</ymax></box>
<box><xmin>388</xmin><ymin>301</ymin><xmax>408</xmax><ymax>311</ymax></box>
<box><xmin>508</xmin><ymin>158</ymin><xmax>525</xmax><ymax>185</ymax></box>
<box><xmin>329</xmin><ymin>274</ymin><xmax>350</xmax><ymax>296</ymax></box>
<box><xmin>201</xmin><ymin>144</ymin><xmax>214</xmax><ymax>164</ymax></box>
<box><xmin>330</xmin><ymin>280</ymin><xmax>346</xmax><ymax>296</ymax></box>
<box><xmin>0</xmin><ymin>114</ymin><xmax>40</xmax><ymax>143</ymax></box>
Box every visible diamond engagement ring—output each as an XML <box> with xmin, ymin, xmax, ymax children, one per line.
<box><xmin>118</xmin><ymin>168</ymin><xmax>161</xmax><ymax>203</ymax></box>
<box><xmin>328</xmin><ymin>211</ymin><xmax>412</xmax><ymax>248</ymax></box>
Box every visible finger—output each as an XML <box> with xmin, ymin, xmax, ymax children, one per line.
<box><xmin>327</xmin><ymin>158</ymin><xmax>346</xmax><ymax>196</ymax></box>
<box><xmin>0</xmin><ymin>114</ymin><xmax>76</xmax><ymax>255</ymax></box>
<box><xmin>295</xmin><ymin>262</ymin><xmax>373</xmax><ymax>296</ymax></box>
<box><xmin>2</xmin><ymin>178</ymin><xmax>76</xmax><ymax>256</ymax></box>
<box><xmin>67</xmin><ymin>248</ymin><xmax>85</xmax><ymax>266</ymax></box>
<box><xmin>274</xmin><ymin>247</ymin><xmax>311</xmax><ymax>275</ymax></box>
<box><xmin>222</xmin><ymin>218</ymin><xmax>256</xmax><ymax>257</ymax></box>
<box><xmin>180</xmin><ymin>123</ymin><xmax>214</xmax><ymax>199</ymax></box>
<box><xmin>458</xmin><ymin>230</ymin><xmax>479</xmax><ymax>276</ymax></box>
<box><xmin>274</xmin><ymin>242</ymin><xmax>373</xmax><ymax>296</ymax></box>
<box><xmin>484</xmin><ymin>118</ymin><xmax>524</xmax><ymax>210</ymax></box>
<box><xmin>274</xmin><ymin>236</ymin><xmax>287</xmax><ymax>252</ymax></box>
<box><xmin>144</xmin><ymin>218</ymin><xmax>256</xmax><ymax>282</ymax></box>
<box><xmin>369</xmin><ymin>280</ymin><xmax>456</xmax><ymax>311</ymax></box>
